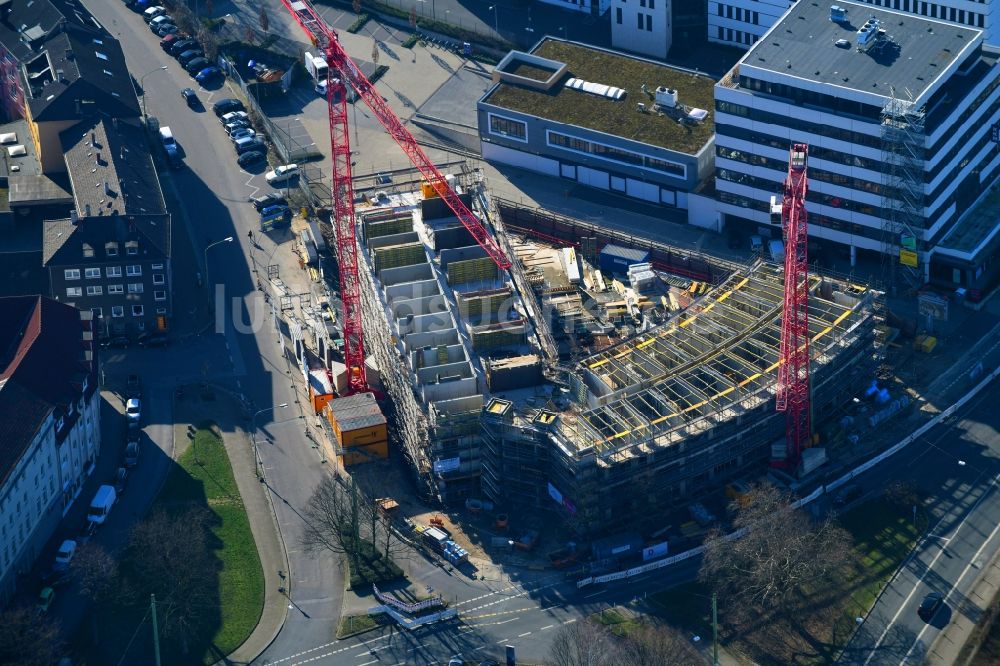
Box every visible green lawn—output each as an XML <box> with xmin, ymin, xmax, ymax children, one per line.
<box><xmin>649</xmin><ymin>498</ymin><xmax>923</xmax><ymax>665</ymax></box>
<box><xmin>160</xmin><ymin>424</ymin><xmax>265</xmax><ymax>662</ymax></box>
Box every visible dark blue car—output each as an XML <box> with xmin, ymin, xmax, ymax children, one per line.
<box><xmin>195</xmin><ymin>66</ymin><xmax>222</xmax><ymax>84</ymax></box>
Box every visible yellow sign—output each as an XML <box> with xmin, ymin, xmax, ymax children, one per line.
<box><xmin>900</xmin><ymin>249</ymin><xmax>918</xmax><ymax>268</ymax></box>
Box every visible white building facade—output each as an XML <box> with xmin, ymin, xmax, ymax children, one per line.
<box><xmin>709</xmin><ymin>0</ymin><xmax>995</xmax><ymax>48</ymax></box>
<box><xmin>611</xmin><ymin>0</ymin><xmax>673</xmax><ymax>59</ymax></box>
<box><xmin>0</xmin><ymin>299</ymin><xmax>100</xmax><ymax>604</ymax></box>
<box><xmin>536</xmin><ymin>0</ymin><xmax>610</xmax><ymax>14</ymax></box>
<box><xmin>714</xmin><ymin>1</ymin><xmax>1000</xmax><ymax>284</ymax></box>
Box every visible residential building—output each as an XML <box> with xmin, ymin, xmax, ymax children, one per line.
<box><xmin>0</xmin><ymin>295</ymin><xmax>99</xmax><ymax>604</ymax></box>
<box><xmin>715</xmin><ymin>1</ymin><xmax>1000</xmax><ymax>295</ymax></box>
<box><xmin>478</xmin><ymin>39</ymin><xmax>716</xmax><ymax>212</ymax></box>
<box><xmin>44</xmin><ymin>117</ymin><xmax>172</xmax><ymax>335</ymax></box>
<box><xmin>611</xmin><ymin>0</ymin><xmax>672</xmax><ymax>59</ymax></box>
<box><xmin>709</xmin><ymin>0</ymin><xmax>995</xmax><ymax>49</ymax></box>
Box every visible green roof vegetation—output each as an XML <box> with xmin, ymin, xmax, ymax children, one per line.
<box><xmin>485</xmin><ymin>39</ymin><xmax>717</xmax><ymax>154</ymax></box>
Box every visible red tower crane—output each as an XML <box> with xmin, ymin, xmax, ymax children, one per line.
<box><xmin>278</xmin><ymin>0</ymin><xmax>511</xmax><ymax>395</ymax></box>
<box><xmin>775</xmin><ymin>143</ymin><xmax>811</xmax><ymax>468</ymax></box>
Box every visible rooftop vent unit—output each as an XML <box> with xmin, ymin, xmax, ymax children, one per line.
<box><xmin>655</xmin><ymin>86</ymin><xmax>678</xmax><ymax>108</ymax></box>
<box><xmin>830</xmin><ymin>5</ymin><xmax>847</xmax><ymax>22</ymax></box>
<box><xmin>564</xmin><ymin>77</ymin><xmax>627</xmax><ymax>101</ymax></box>
<box><xmin>857</xmin><ymin>16</ymin><xmax>882</xmax><ymax>50</ymax></box>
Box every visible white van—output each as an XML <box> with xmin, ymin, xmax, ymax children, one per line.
<box><xmin>143</xmin><ymin>6</ymin><xmax>166</xmax><ymax>20</ymax></box>
<box><xmin>87</xmin><ymin>485</ymin><xmax>117</xmax><ymax>525</ymax></box>
<box><xmin>158</xmin><ymin>126</ymin><xmax>175</xmax><ymax>149</ymax></box>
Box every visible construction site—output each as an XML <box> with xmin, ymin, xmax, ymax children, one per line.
<box><xmin>330</xmin><ymin>176</ymin><xmax>882</xmax><ymax>537</ymax></box>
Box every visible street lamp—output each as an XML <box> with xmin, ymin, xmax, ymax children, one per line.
<box><xmin>138</xmin><ymin>65</ymin><xmax>168</xmax><ymax>124</ymax></box>
<box><xmin>204</xmin><ymin>236</ymin><xmax>234</xmax><ymax>307</ymax></box>
<box><xmin>252</xmin><ymin>403</ymin><xmax>289</xmax><ymax>480</ymax></box>
<box><xmin>489</xmin><ymin>5</ymin><xmax>499</xmax><ymax>35</ymax></box>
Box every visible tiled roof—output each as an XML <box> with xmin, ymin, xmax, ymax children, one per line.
<box><xmin>62</xmin><ymin>117</ymin><xmax>165</xmax><ymax>218</ymax></box>
<box><xmin>24</xmin><ymin>23</ymin><xmax>140</xmax><ymax>122</ymax></box>
<box><xmin>42</xmin><ymin>212</ymin><xmax>171</xmax><ymax>266</ymax></box>
<box><xmin>0</xmin><ymin>295</ymin><xmax>94</xmax><ymax>487</ymax></box>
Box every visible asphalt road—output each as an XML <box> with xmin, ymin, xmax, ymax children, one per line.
<box><xmin>838</xmin><ymin>378</ymin><xmax>1000</xmax><ymax>665</ymax></box>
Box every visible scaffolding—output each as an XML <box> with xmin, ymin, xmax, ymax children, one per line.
<box><xmin>880</xmin><ymin>92</ymin><xmax>927</xmax><ymax>293</ymax></box>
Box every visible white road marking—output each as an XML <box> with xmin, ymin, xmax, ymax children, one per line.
<box><xmin>495</xmin><ymin>639</ymin><xmax>509</xmax><ymax>644</ymax></box>
<box><xmin>864</xmin><ymin>474</ymin><xmax>1000</xmax><ymax>665</ymax></box>
<box><xmin>584</xmin><ymin>590</ymin><xmax>604</xmax><ymax>599</ymax></box>
<box><xmin>406</xmin><ymin>644</ymin><xmax>426</xmax><ymax>652</ymax></box>
<box><xmin>540</xmin><ymin>624</ymin><xmax>554</xmax><ymax>630</ymax></box>
<box><xmin>563</xmin><ymin>618</ymin><xmax>577</xmax><ymax>624</ymax></box>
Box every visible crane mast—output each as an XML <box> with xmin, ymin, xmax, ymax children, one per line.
<box><xmin>278</xmin><ymin>0</ymin><xmax>511</xmax><ymax>394</ymax></box>
<box><xmin>775</xmin><ymin>143</ymin><xmax>811</xmax><ymax>468</ymax></box>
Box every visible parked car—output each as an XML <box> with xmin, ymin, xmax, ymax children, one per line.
<box><xmin>37</xmin><ymin>587</ymin><xmax>55</xmax><ymax>614</ymax></box>
<box><xmin>195</xmin><ymin>66</ymin><xmax>222</xmax><ymax>84</ymax></box>
<box><xmin>127</xmin><ymin>374</ymin><xmax>142</xmax><ymax>399</ymax></box>
<box><xmin>918</xmin><ymin>592</ymin><xmax>944</xmax><ymax>621</ymax></box>
<box><xmin>148</xmin><ymin>15</ymin><xmax>172</xmax><ymax>32</ymax></box>
<box><xmin>177</xmin><ymin>50</ymin><xmax>204</xmax><ymax>67</ymax></box>
<box><xmin>138</xmin><ymin>332</ymin><xmax>168</xmax><ymax>348</ymax></box>
<box><xmin>261</xmin><ymin>203</ymin><xmax>291</xmax><ymax>219</ymax></box>
<box><xmin>236</xmin><ymin>138</ymin><xmax>267</xmax><ymax>155</ymax></box>
<box><xmin>224</xmin><ymin>117</ymin><xmax>251</xmax><ymax>132</ymax></box>
<box><xmin>125</xmin><ymin>398</ymin><xmax>141</xmax><ymax>423</ymax></box>
<box><xmin>124</xmin><ymin>441</ymin><xmax>140</xmax><ymax>468</ymax></box>
<box><xmin>143</xmin><ymin>6</ymin><xmax>166</xmax><ymax>21</ymax></box>
<box><xmin>113</xmin><ymin>467</ymin><xmax>129</xmax><ymax>494</ymax></box>
<box><xmin>160</xmin><ymin>33</ymin><xmax>182</xmax><ymax>51</ymax></box>
<box><xmin>127</xmin><ymin>421</ymin><xmax>141</xmax><ymax>443</ymax></box>
<box><xmin>100</xmin><ymin>335</ymin><xmax>130</xmax><ymax>349</ymax></box>
<box><xmin>152</xmin><ymin>22</ymin><xmax>177</xmax><ymax>37</ymax></box>
<box><xmin>184</xmin><ymin>57</ymin><xmax>210</xmax><ymax>75</ymax></box>
<box><xmin>237</xmin><ymin>150</ymin><xmax>267</xmax><ymax>169</ymax></box>
<box><xmin>181</xmin><ymin>87</ymin><xmax>199</xmax><ymax>109</ymax></box>
<box><xmin>220</xmin><ymin>110</ymin><xmax>249</xmax><ymax>125</ymax></box>
<box><xmin>170</xmin><ymin>39</ymin><xmax>196</xmax><ymax>56</ymax></box>
<box><xmin>213</xmin><ymin>97</ymin><xmax>245</xmax><ymax>117</ymax></box>
<box><xmin>266</xmin><ymin>164</ymin><xmax>299</xmax><ymax>184</ymax></box>
<box><xmin>53</xmin><ymin>540</ymin><xmax>77</xmax><ymax>571</ymax></box>
<box><xmin>250</xmin><ymin>192</ymin><xmax>286</xmax><ymax>211</ymax></box>
<box><xmin>230</xmin><ymin>127</ymin><xmax>256</xmax><ymax>143</ymax></box>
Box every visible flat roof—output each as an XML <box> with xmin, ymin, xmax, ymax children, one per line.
<box><xmin>483</xmin><ymin>39</ymin><xmax>716</xmax><ymax>154</ymax></box>
<box><xmin>743</xmin><ymin>0</ymin><xmax>981</xmax><ymax>101</ymax></box>
<box><xmin>938</xmin><ymin>186</ymin><xmax>1000</xmax><ymax>257</ymax></box>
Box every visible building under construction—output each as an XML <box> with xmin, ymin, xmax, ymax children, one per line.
<box><xmin>480</xmin><ymin>261</ymin><xmax>879</xmax><ymax>534</ymax></box>
<box><xmin>351</xmin><ymin>184</ymin><xmax>879</xmax><ymax>529</ymax></box>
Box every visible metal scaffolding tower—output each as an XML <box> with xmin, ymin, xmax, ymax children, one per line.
<box><xmin>880</xmin><ymin>92</ymin><xmax>926</xmax><ymax>293</ymax></box>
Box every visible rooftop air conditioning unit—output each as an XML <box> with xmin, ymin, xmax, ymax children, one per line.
<box><xmin>655</xmin><ymin>86</ymin><xmax>678</xmax><ymax>108</ymax></box>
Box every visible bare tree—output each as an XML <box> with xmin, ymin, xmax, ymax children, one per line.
<box><xmin>301</xmin><ymin>474</ymin><xmax>362</xmax><ymax>566</ymax></box>
<box><xmin>548</xmin><ymin>620</ymin><xmax>621</xmax><ymax>666</ymax></box>
<box><xmin>121</xmin><ymin>508</ymin><xmax>218</xmax><ymax>654</ymax></box>
<box><xmin>0</xmin><ymin>607</ymin><xmax>64</xmax><ymax>666</ymax></box>
<box><xmin>73</xmin><ymin>542</ymin><xmax>122</xmax><ymax>645</ymax></box>
<box><xmin>884</xmin><ymin>480</ymin><xmax>919</xmax><ymax>512</ymax></box>
<box><xmin>699</xmin><ymin>483</ymin><xmax>853</xmax><ymax>613</ymax></box>
<box><xmin>621</xmin><ymin>623</ymin><xmax>706</xmax><ymax>666</ymax></box>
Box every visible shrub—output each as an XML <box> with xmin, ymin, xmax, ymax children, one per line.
<box><xmin>346</xmin><ymin>13</ymin><xmax>370</xmax><ymax>33</ymax></box>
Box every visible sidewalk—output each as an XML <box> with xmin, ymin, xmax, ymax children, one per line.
<box><xmin>926</xmin><ymin>549</ymin><xmax>1000</xmax><ymax>665</ymax></box>
<box><xmin>172</xmin><ymin>391</ymin><xmax>290</xmax><ymax>666</ymax></box>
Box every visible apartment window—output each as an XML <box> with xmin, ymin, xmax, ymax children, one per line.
<box><xmin>718</xmin><ymin>26</ymin><xmax>724</xmax><ymax>39</ymax></box>
<box><xmin>66</xmin><ymin>287</ymin><xmax>83</xmax><ymax>298</ymax></box>
<box><xmin>646</xmin><ymin>14</ymin><xmax>651</xmax><ymax>30</ymax></box>
<box><xmin>648</xmin><ymin>0</ymin><xmax>653</xmax><ymax>8</ymax></box>
<box><xmin>726</xmin><ymin>5</ymin><xmax>732</xmax><ymax>18</ymax></box>
<box><xmin>91</xmin><ymin>307</ymin><xmax>102</xmax><ymax>319</ymax></box>
<box><xmin>126</xmin><ymin>265</ymin><xmax>141</xmax><ymax>276</ymax></box>
<box><xmin>637</xmin><ymin>12</ymin><xmax>643</xmax><ymax>28</ymax></box>
<box><xmin>717</xmin><ymin>3</ymin><xmax>723</xmax><ymax>16</ymax></box>
<box><xmin>128</xmin><ymin>283</ymin><xmax>144</xmax><ymax>294</ymax></box>
<box><xmin>64</xmin><ymin>269</ymin><xmax>81</xmax><ymax>280</ymax></box>
<box><xmin>108</xmin><ymin>284</ymin><xmax>124</xmax><ymax>294</ymax></box>
<box><xmin>616</xmin><ymin>7</ymin><xmax>622</xmax><ymax>23</ymax></box>
<box><xmin>86</xmin><ymin>286</ymin><xmax>103</xmax><ymax>296</ymax></box>
<box><xmin>126</xmin><ymin>241</ymin><xmax>139</xmax><ymax>256</ymax></box>
<box><xmin>82</xmin><ymin>243</ymin><xmax>94</xmax><ymax>258</ymax></box>
<box><xmin>131</xmin><ymin>305</ymin><xmax>144</xmax><ymax>317</ymax></box>
<box><xmin>154</xmin><ymin>290</ymin><xmax>167</xmax><ymax>301</ymax></box>
<box><xmin>153</xmin><ymin>274</ymin><xmax>165</xmax><ymax>285</ymax></box>
<box><xmin>106</xmin><ymin>266</ymin><xmax>122</xmax><ymax>277</ymax></box>
<box><xmin>105</xmin><ymin>242</ymin><xmax>118</xmax><ymax>257</ymax></box>
<box><xmin>959</xmin><ymin>9</ymin><xmax>965</xmax><ymax>24</ymax></box>
<box><xmin>151</xmin><ymin>263</ymin><xmax>164</xmax><ymax>270</ymax></box>
<box><xmin>752</xmin><ymin>11</ymin><xmax>758</xmax><ymax>24</ymax></box>
<box><xmin>85</xmin><ymin>267</ymin><xmax>101</xmax><ymax>279</ymax></box>
<box><xmin>111</xmin><ymin>306</ymin><xmax>124</xmax><ymax>318</ymax></box>
<box><xmin>156</xmin><ymin>307</ymin><xmax>167</xmax><ymax>315</ymax></box>
<box><xmin>639</xmin><ymin>0</ymin><xmax>644</xmax><ymax>6</ymax></box>
<box><xmin>488</xmin><ymin>114</ymin><xmax>527</xmax><ymax>143</ymax></box>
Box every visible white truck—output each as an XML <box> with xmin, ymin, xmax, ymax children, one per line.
<box><xmin>87</xmin><ymin>485</ymin><xmax>117</xmax><ymax>525</ymax></box>
<box><xmin>304</xmin><ymin>51</ymin><xmax>328</xmax><ymax>95</ymax></box>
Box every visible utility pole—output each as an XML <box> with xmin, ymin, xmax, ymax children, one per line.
<box><xmin>712</xmin><ymin>592</ymin><xmax>719</xmax><ymax>666</ymax></box>
<box><xmin>151</xmin><ymin>594</ymin><xmax>162</xmax><ymax>666</ymax></box>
